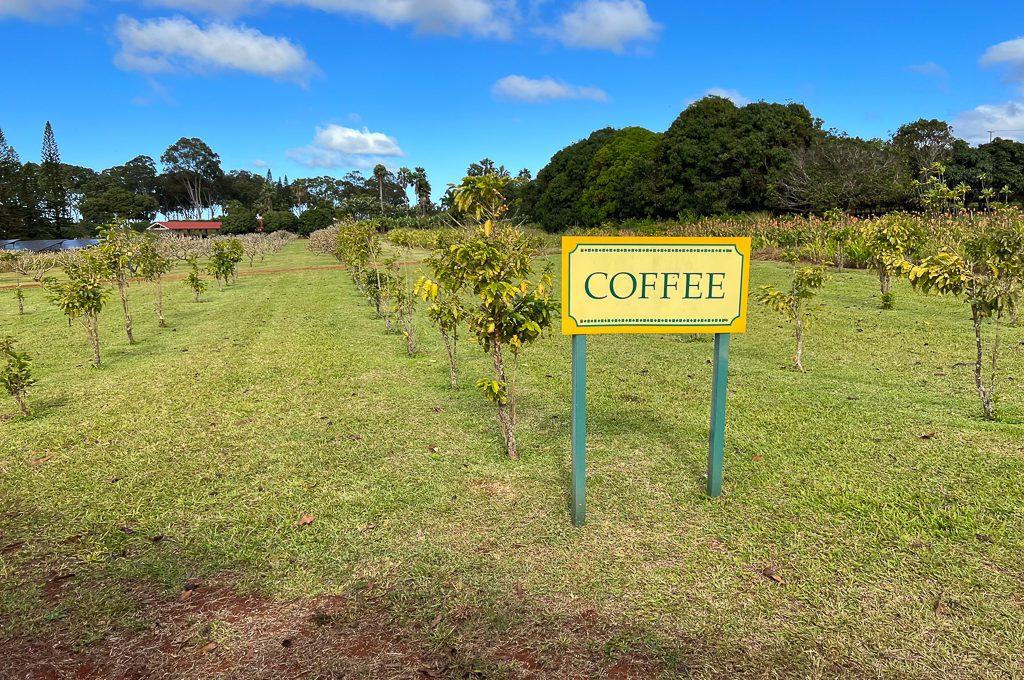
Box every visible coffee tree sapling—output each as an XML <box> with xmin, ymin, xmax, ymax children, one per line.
<box><xmin>862</xmin><ymin>212</ymin><xmax>924</xmax><ymax>309</ymax></box>
<box><xmin>416</xmin><ymin>231</ymin><xmax>466</xmax><ymax>388</ymax></box>
<box><xmin>98</xmin><ymin>224</ymin><xmax>142</xmax><ymax>343</ymax></box>
<box><xmin>450</xmin><ymin>173</ymin><xmax>557</xmax><ymax>459</ymax></box>
<box><xmin>224</xmin><ymin>239</ymin><xmax>243</xmax><ymax>283</ymax></box>
<box><xmin>45</xmin><ymin>251</ymin><xmax>111</xmax><ymax>367</ymax></box>
<box><xmin>136</xmin><ymin>235</ymin><xmax>173</xmax><ymax>327</ymax></box>
<box><xmin>393</xmin><ymin>275</ymin><xmax>418</xmax><ymax>355</ymax></box>
<box><xmin>755</xmin><ymin>251</ymin><xmax>830</xmax><ymax>371</ymax></box>
<box><xmin>1</xmin><ymin>336</ymin><xmax>35</xmax><ymax>416</ymax></box>
<box><xmin>207</xmin><ymin>239</ymin><xmax>243</xmax><ymax>290</ymax></box>
<box><xmin>892</xmin><ymin>213</ymin><xmax>1024</xmax><ymax>419</ymax></box>
<box><xmin>334</xmin><ymin>223</ymin><xmax>374</xmax><ymax>297</ymax></box>
<box><xmin>372</xmin><ymin>257</ymin><xmax>402</xmax><ymax>334</ymax></box>
<box><xmin>185</xmin><ymin>263</ymin><xmax>207</xmax><ymax>302</ymax></box>
<box><xmin>386</xmin><ymin>227</ymin><xmax>422</xmax><ymax>355</ymax></box>
<box><xmin>823</xmin><ymin>208</ymin><xmax>855</xmax><ymax>272</ymax></box>
<box><xmin>454</xmin><ymin>229</ymin><xmax>556</xmax><ymax>459</ymax></box>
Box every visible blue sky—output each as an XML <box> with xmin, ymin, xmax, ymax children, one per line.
<box><xmin>2</xmin><ymin>0</ymin><xmax>1024</xmax><ymax>198</ymax></box>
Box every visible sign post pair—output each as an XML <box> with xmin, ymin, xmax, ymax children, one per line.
<box><xmin>561</xmin><ymin>237</ymin><xmax>752</xmax><ymax>527</ymax></box>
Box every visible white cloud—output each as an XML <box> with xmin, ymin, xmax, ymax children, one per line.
<box><xmin>492</xmin><ymin>75</ymin><xmax>608</xmax><ymax>103</ymax></box>
<box><xmin>981</xmin><ymin>37</ymin><xmax>1024</xmax><ymax>85</ymax></box>
<box><xmin>548</xmin><ymin>0</ymin><xmax>660</xmax><ymax>53</ymax></box>
<box><xmin>0</xmin><ymin>0</ymin><xmax>86</xmax><ymax>20</ymax></box>
<box><xmin>705</xmin><ymin>87</ymin><xmax>749</xmax><ymax>106</ymax></box>
<box><xmin>145</xmin><ymin>0</ymin><xmax>516</xmax><ymax>37</ymax></box>
<box><xmin>114</xmin><ymin>16</ymin><xmax>316</xmax><ymax>82</ymax></box>
<box><xmin>312</xmin><ymin>124</ymin><xmax>403</xmax><ymax>155</ymax></box>
<box><xmin>252</xmin><ymin>159</ymin><xmax>269</xmax><ymax>167</ymax></box>
<box><xmin>907</xmin><ymin>61</ymin><xmax>948</xmax><ymax>80</ymax></box>
<box><xmin>953</xmin><ymin>101</ymin><xmax>1024</xmax><ymax>144</ymax></box>
<box><xmin>288</xmin><ymin>124</ymin><xmax>404</xmax><ymax>168</ymax></box>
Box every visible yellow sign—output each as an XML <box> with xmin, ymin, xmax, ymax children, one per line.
<box><xmin>561</xmin><ymin>236</ymin><xmax>751</xmax><ymax>335</ymax></box>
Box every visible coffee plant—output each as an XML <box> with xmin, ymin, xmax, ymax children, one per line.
<box><xmin>1</xmin><ymin>336</ymin><xmax>35</xmax><ymax>416</ymax></box>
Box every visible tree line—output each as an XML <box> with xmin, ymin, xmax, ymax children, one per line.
<box><xmin>522</xmin><ymin>96</ymin><xmax>1024</xmax><ymax>230</ymax></box>
<box><xmin>0</xmin><ymin>124</ymin><xmax>443</xmax><ymax>240</ymax></box>
<box><xmin>5</xmin><ymin>98</ymin><xmax>1024</xmax><ymax>240</ymax></box>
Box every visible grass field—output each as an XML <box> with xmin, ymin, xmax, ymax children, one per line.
<box><xmin>1</xmin><ymin>240</ymin><xmax>1023</xmax><ymax>678</ymax></box>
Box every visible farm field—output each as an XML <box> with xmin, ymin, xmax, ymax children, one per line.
<box><xmin>1</xmin><ymin>240</ymin><xmax>1023</xmax><ymax>678</ymax></box>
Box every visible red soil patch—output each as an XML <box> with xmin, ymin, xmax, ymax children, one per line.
<box><xmin>1</xmin><ymin>576</ymin><xmax>685</xmax><ymax>679</ymax></box>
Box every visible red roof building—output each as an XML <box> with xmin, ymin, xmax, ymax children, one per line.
<box><xmin>148</xmin><ymin>221</ymin><xmax>222</xmax><ymax>237</ymax></box>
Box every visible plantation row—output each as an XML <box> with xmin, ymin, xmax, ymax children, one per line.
<box><xmin>310</xmin><ymin>174</ymin><xmax>557</xmax><ymax>459</ymax></box>
<box><xmin>0</xmin><ymin>230</ymin><xmax>297</xmax><ymax>414</ymax></box>
<box><xmin>310</xmin><ymin>180</ymin><xmax>1024</xmax><ymax>442</ymax></box>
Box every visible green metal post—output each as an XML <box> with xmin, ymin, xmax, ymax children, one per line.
<box><xmin>707</xmin><ymin>333</ymin><xmax>730</xmax><ymax>497</ymax></box>
<box><xmin>571</xmin><ymin>334</ymin><xmax>587</xmax><ymax>526</ymax></box>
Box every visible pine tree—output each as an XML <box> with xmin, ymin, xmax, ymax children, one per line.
<box><xmin>39</xmin><ymin>121</ymin><xmax>69</xmax><ymax>238</ymax></box>
<box><xmin>0</xmin><ymin>128</ymin><xmax>31</xmax><ymax>239</ymax></box>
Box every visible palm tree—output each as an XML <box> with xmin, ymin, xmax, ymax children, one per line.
<box><xmin>396</xmin><ymin>167</ymin><xmax>413</xmax><ymax>208</ymax></box>
<box><xmin>413</xmin><ymin>167</ymin><xmax>431</xmax><ymax>216</ymax></box>
<box><xmin>373</xmin><ymin>164</ymin><xmax>387</xmax><ymax>215</ymax></box>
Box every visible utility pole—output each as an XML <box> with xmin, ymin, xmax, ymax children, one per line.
<box><xmin>986</xmin><ymin>129</ymin><xmax>1024</xmax><ymax>143</ymax></box>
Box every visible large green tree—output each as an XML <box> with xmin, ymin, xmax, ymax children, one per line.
<box><xmin>654</xmin><ymin>96</ymin><xmax>816</xmax><ymax>216</ymax></box>
<box><xmin>38</xmin><ymin>121</ymin><xmax>70</xmax><ymax>237</ymax></box>
<box><xmin>79</xmin><ymin>155</ymin><xmax>160</xmax><ymax>226</ymax></box>
<box><xmin>577</xmin><ymin>126</ymin><xmax>661</xmax><ymax>225</ymax></box>
<box><xmin>892</xmin><ymin>118</ymin><xmax>956</xmax><ymax>177</ymax></box>
<box><xmin>975</xmin><ymin>139</ymin><xmax>1024</xmax><ymax>204</ymax></box>
<box><xmin>0</xmin><ymin>128</ymin><xmax>39</xmax><ymax>239</ymax></box>
<box><xmin>160</xmin><ymin>137</ymin><xmax>223</xmax><ymax>219</ymax></box>
<box><xmin>525</xmin><ymin>127</ymin><xmax>617</xmax><ymax>231</ymax></box>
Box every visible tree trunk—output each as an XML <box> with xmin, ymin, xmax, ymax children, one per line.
<box><xmin>442</xmin><ymin>329</ymin><xmax>458</xmax><ymax>388</ymax></box>
<box><xmin>117</xmin><ymin>279</ymin><xmax>134</xmax><ymax>344</ymax></box>
<box><xmin>403</xmin><ymin>313</ymin><xmax>416</xmax><ymax>355</ymax></box>
<box><xmin>15</xmin><ymin>392</ymin><xmax>29</xmax><ymax>416</ymax></box>
<box><xmin>85</xmin><ymin>313</ymin><xmax>101</xmax><ymax>368</ymax></box>
<box><xmin>193</xmin><ymin>289</ymin><xmax>201</xmax><ymax>303</ymax></box>
<box><xmin>878</xmin><ymin>265</ymin><xmax>894</xmax><ymax>309</ymax></box>
<box><xmin>794</xmin><ymin>316</ymin><xmax>805</xmax><ymax>371</ymax></box>
<box><xmin>16</xmin><ymin>284</ymin><xmax>24</xmax><ymax>315</ymax></box>
<box><xmin>491</xmin><ymin>337</ymin><xmax>518</xmax><ymax>460</ymax></box>
<box><xmin>155</xmin><ymin>279</ymin><xmax>166</xmax><ymax>327</ymax></box>
<box><xmin>972</xmin><ymin>303</ymin><xmax>996</xmax><ymax>420</ymax></box>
